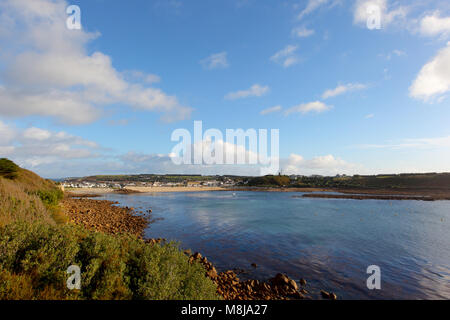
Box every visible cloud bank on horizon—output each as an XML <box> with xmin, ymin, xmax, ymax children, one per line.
<box><xmin>0</xmin><ymin>0</ymin><xmax>450</xmax><ymax>178</ymax></box>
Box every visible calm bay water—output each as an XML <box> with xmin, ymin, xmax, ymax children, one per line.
<box><xmin>98</xmin><ymin>191</ymin><xmax>450</xmax><ymax>299</ymax></box>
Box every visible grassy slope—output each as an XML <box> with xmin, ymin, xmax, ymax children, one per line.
<box><xmin>248</xmin><ymin>173</ymin><xmax>450</xmax><ymax>190</ymax></box>
<box><xmin>0</xmin><ymin>161</ymin><xmax>219</xmax><ymax>300</ymax></box>
<box><xmin>0</xmin><ymin>168</ymin><xmax>60</xmax><ymax>227</ymax></box>
<box><xmin>292</xmin><ymin>173</ymin><xmax>450</xmax><ymax>190</ymax></box>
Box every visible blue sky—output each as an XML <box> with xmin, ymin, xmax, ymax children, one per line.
<box><xmin>1</xmin><ymin>0</ymin><xmax>450</xmax><ymax>178</ymax></box>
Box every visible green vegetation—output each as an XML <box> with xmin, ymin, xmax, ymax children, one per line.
<box><xmin>64</xmin><ymin>171</ymin><xmax>450</xmax><ymax>191</ymax></box>
<box><xmin>36</xmin><ymin>189</ymin><xmax>64</xmax><ymax>207</ymax></box>
<box><xmin>0</xmin><ymin>158</ymin><xmax>19</xmax><ymax>179</ymax></box>
<box><xmin>243</xmin><ymin>172</ymin><xmax>450</xmax><ymax>190</ymax></box>
<box><xmin>0</xmin><ymin>159</ymin><xmax>68</xmax><ymax>227</ymax></box>
<box><xmin>0</xmin><ymin>159</ymin><xmax>220</xmax><ymax>300</ymax></box>
<box><xmin>290</xmin><ymin>173</ymin><xmax>450</xmax><ymax>190</ymax></box>
<box><xmin>247</xmin><ymin>175</ymin><xmax>291</xmax><ymax>187</ymax></box>
<box><xmin>0</xmin><ymin>163</ymin><xmax>58</xmax><ymax>227</ymax></box>
<box><xmin>0</xmin><ymin>222</ymin><xmax>219</xmax><ymax>300</ymax></box>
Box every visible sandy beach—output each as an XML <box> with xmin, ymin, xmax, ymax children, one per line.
<box><xmin>65</xmin><ymin>186</ymin><xmax>339</xmax><ymax>195</ymax></box>
<box><xmin>66</xmin><ymin>186</ymin><xmax>228</xmax><ymax>195</ymax></box>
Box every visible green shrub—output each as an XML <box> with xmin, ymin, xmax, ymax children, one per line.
<box><xmin>248</xmin><ymin>175</ymin><xmax>290</xmax><ymax>187</ymax></box>
<box><xmin>0</xmin><ymin>178</ymin><xmax>54</xmax><ymax>227</ymax></box>
<box><xmin>0</xmin><ymin>221</ymin><xmax>219</xmax><ymax>300</ymax></box>
<box><xmin>36</xmin><ymin>189</ymin><xmax>64</xmax><ymax>207</ymax></box>
<box><xmin>0</xmin><ymin>158</ymin><xmax>19</xmax><ymax>180</ymax></box>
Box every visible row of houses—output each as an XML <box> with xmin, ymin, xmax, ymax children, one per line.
<box><xmin>61</xmin><ymin>181</ymin><xmax>123</xmax><ymax>189</ymax></box>
<box><xmin>62</xmin><ymin>179</ymin><xmax>237</xmax><ymax>189</ymax></box>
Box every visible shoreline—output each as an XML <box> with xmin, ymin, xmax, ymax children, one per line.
<box><xmin>62</xmin><ymin>186</ymin><xmax>450</xmax><ymax>299</ymax></box>
<box><xmin>62</xmin><ymin>197</ymin><xmax>150</xmax><ymax>238</ymax></box>
<box><xmin>66</xmin><ymin>186</ymin><xmax>340</xmax><ymax>195</ymax></box>
<box><xmin>66</xmin><ymin>186</ymin><xmax>230</xmax><ymax>195</ymax></box>
<box><xmin>62</xmin><ymin>195</ymin><xmax>335</xmax><ymax>300</ymax></box>
<box><xmin>299</xmin><ymin>193</ymin><xmax>443</xmax><ymax>201</ymax></box>
<box><xmin>66</xmin><ymin>186</ymin><xmax>450</xmax><ymax>201</ymax></box>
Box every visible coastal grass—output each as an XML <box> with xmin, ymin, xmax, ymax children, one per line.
<box><xmin>0</xmin><ymin>158</ymin><xmax>19</xmax><ymax>180</ymax></box>
<box><xmin>0</xmin><ymin>221</ymin><xmax>219</xmax><ymax>300</ymax></box>
<box><xmin>247</xmin><ymin>175</ymin><xmax>291</xmax><ymax>187</ymax></box>
<box><xmin>0</xmin><ymin>159</ymin><xmax>220</xmax><ymax>300</ymax></box>
<box><xmin>0</xmin><ymin>176</ymin><xmax>55</xmax><ymax>227</ymax></box>
<box><xmin>0</xmin><ymin>159</ymin><xmax>66</xmax><ymax>226</ymax></box>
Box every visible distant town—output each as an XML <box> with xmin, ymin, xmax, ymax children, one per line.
<box><xmin>59</xmin><ymin>174</ymin><xmax>317</xmax><ymax>189</ymax></box>
<box><xmin>60</xmin><ymin>174</ymin><xmax>246</xmax><ymax>189</ymax></box>
<box><xmin>59</xmin><ymin>172</ymin><xmax>450</xmax><ymax>191</ymax></box>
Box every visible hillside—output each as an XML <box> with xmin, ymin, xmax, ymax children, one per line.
<box><xmin>290</xmin><ymin>173</ymin><xmax>450</xmax><ymax>190</ymax></box>
<box><xmin>0</xmin><ymin>159</ymin><xmax>219</xmax><ymax>300</ymax></box>
<box><xmin>0</xmin><ymin>158</ymin><xmax>63</xmax><ymax>226</ymax></box>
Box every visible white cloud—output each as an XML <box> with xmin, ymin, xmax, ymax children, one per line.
<box><xmin>0</xmin><ymin>121</ymin><xmax>16</xmax><ymax>145</ymax></box>
<box><xmin>120</xmin><ymin>150</ymin><xmax>360</xmax><ymax>178</ymax></box>
<box><xmin>380</xmin><ymin>49</ymin><xmax>406</xmax><ymax>60</ymax></box>
<box><xmin>284</xmin><ymin>101</ymin><xmax>332</xmax><ymax>115</ymax></box>
<box><xmin>270</xmin><ymin>45</ymin><xmax>300</xmax><ymax>68</ymax></box>
<box><xmin>0</xmin><ymin>121</ymin><xmax>100</xmax><ymax>168</ymax></box>
<box><xmin>358</xmin><ymin>135</ymin><xmax>450</xmax><ymax>149</ymax></box>
<box><xmin>23</xmin><ymin>127</ymin><xmax>52</xmax><ymax>141</ymax></box>
<box><xmin>0</xmin><ymin>0</ymin><xmax>191</xmax><ymax>124</ymax></box>
<box><xmin>260</xmin><ymin>105</ymin><xmax>282</xmax><ymax>115</ymax></box>
<box><xmin>392</xmin><ymin>49</ymin><xmax>406</xmax><ymax>57</ymax></box>
<box><xmin>365</xmin><ymin>113</ymin><xmax>375</xmax><ymax>119</ymax></box>
<box><xmin>409</xmin><ymin>43</ymin><xmax>450</xmax><ymax>102</ymax></box>
<box><xmin>297</xmin><ymin>0</ymin><xmax>331</xmax><ymax>20</ymax></box>
<box><xmin>282</xmin><ymin>154</ymin><xmax>361</xmax><ymax>176</ymax></box>
<box><xmin>292</xmin><ymin>26</ymin><xmax>315</xmax><ymax>38</ymax></box>
<box><xmin>0</xmin><ymin>120</ymin><xmax>364</xmax><ymax>177</ymax></box>
<box><xmin>353</xmin><ymin>0</ymin><xmax>408</xmax><ymax>29</ymax></box>
<box><xmin>0</xmin><ymin>87</ymin><xmax>100</xmax><ymax>125</ymax></box>
<box><xmin>322</xmin><ymin>83</ymin><xmax>367</xmax><ymax>99</ymax></box>
<box><xmin>115</xmin><ymin>138</ymin><xmax>267</xmax><ymax>177</ymax></box>
<box><xmin>200</xmin><ymin>52</ymin><xmax>229</xmax><ymax>70</ymax></box>
<box><xmin>124</xmin><ymin>70</ymin><xmax>161</xmax><ymax>84</ymax></box>
<box><xmin>420</xmin><ymin>11</ymin><xmax>450</xmax><ymax>38</ymax></box>
<box><xmin>225</xmin><ymin>84</ymin><xmax>269</xmax><ymax>100</ymax></box>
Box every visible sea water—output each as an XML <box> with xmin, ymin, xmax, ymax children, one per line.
<box><xmin>98</xmin><ymin>191</ymin><xmax>450</xmax><ymax>299</ymax></box>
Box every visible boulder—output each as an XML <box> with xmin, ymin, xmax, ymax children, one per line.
<box><xmin>320</xmin><ymin>290</ymin><xmax>336</xmax><ymax>300</ymax></box>
<box><xmin>193</xmin><ymin>252</ymin><xmax>202</xmax><ymax>260</ymax></box>
<box><xmin>272</xmin><ymin>273</ymin><xmax>289</xmax><ymax>286</ymax></box>
<box><xmin>288</xmin><ymin>279</ymin><xmax>298</xmax><ymax>291</ymax></box>
<box><xmin>207</xmin><ymin>268</ymin><xmax>218</xmax><ymax>279</ymax></box>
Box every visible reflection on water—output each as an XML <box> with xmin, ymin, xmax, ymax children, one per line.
<box><xmin>99</xmin><ymin>191</ymin><xmax>450</xmax><ymax>299</ymax></box>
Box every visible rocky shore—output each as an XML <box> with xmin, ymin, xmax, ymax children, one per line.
<box><xmin>62</xmin><ymin>197</ymin><xmax>149</xmax><ymax>238</ymax></box>
<box><xmin>183</xmin><ymin>251</ymin><xmax>331</xmax><ymax>300</ymax></box>
<box><xmin>62</xmin><ymin>195</ymin><xmax>338</xmax><ymax>300</ymax></box>
<box><xmin>299</xmin><ymin>193</ymin><xmax>438</xmax><ymax>201</ymax></box>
